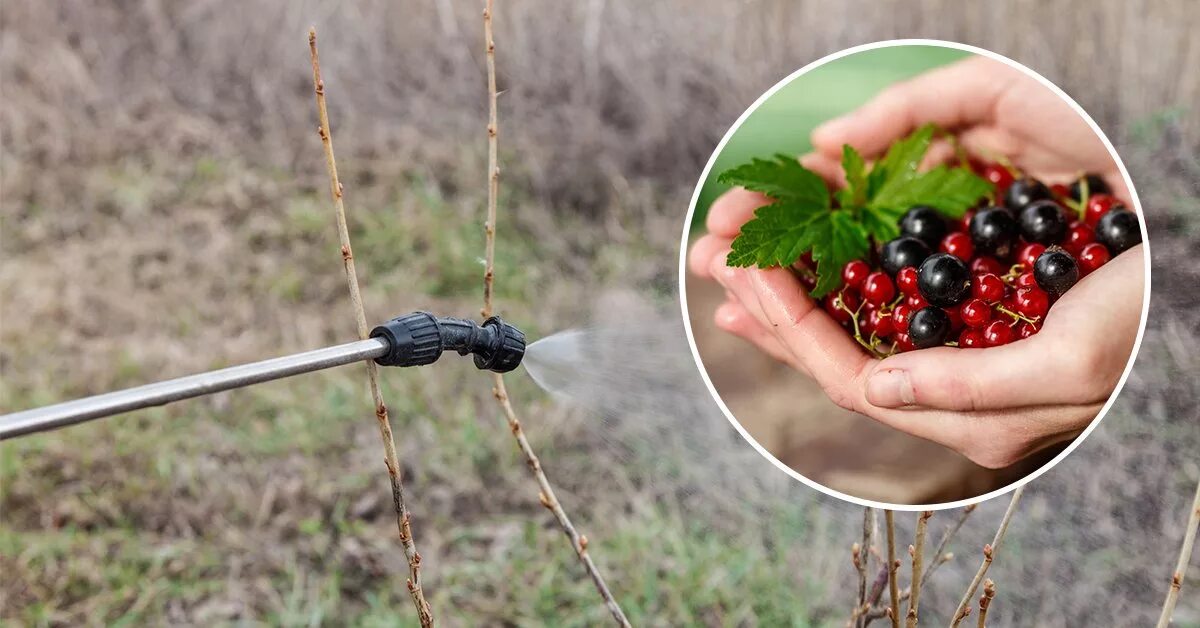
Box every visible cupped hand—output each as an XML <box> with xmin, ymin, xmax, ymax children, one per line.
<box><xmin>689</xmin><ymin>189</ymin><xmax>1145</xmax><ymax>469</ymax></box>
<box><xmin>799</xmin><ymin>56</ymin><xmax>1129</xmax><ymax>200</ymax></box>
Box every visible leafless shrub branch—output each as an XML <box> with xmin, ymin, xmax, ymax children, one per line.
<box><xmin>976</xmin><ymin>579</ymin><xmax>995</xmax><ymax>628</ymax></box>
<box><xmin>886</xmin><ymin>511</ymin><xmax>901</xmax><ymax>628</ymax></box>
<box><xmin>478</xmin><ymin>3</ymin><xmax>629</xmax><ymax>625</ymax></box>
<box><xmin>905</xmin><ymin>511</ymin><xmax>932</xmax><ymax>628</ymax></box>
<box><xmin>1157</xmin><ymin>475</ymin><xmax>1200</xmax><ymax>628</ymax></box>
<box><xmin>308</xmin><ymin>27</ymin><xmax>433</xmax><ymax>627</ymax></box>
<box><xmin>950</xmin><ymin>487</ymin><xmax>1025</xmax><ymax>627</ymax></box>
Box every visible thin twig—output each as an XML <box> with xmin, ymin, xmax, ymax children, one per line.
<box><xmin>308</xmin><ymin>28</ymin><xmax>433</xmax><ymax>628</ymax></box>
<box><xmin>1157</xmin><ymin>475</ymin><xmax>1200</xmax><ymax>628</ymax></box>
<box><xmin>976</xmin><ymin>579</ymin><xmax>995</xmax><ymax>628</ymax></box>
<box><xmin>886</xmin><ymin>511</ymin><xmax>901</xmax><ymax>628</ymax></box>
<box><xmin>922</xmin><ymin>504</ymin><xmax>977</xmax><ymax>584</ymax></box>
<box><xmin>853</xmin><ymin>507</ymin><xmax>873</xmax><ymax>628</ymax></box>
<box><xmin>481</xmin><ymin>0</ymin><xmax>499</xmax><ymax>319</ymax></box>
<box><xmin>478</xmin><ymin>4</ymin><xmax>629</xmax><ymax>626</ymax></box>
<box><xmin>950</xmin><ymin>487</ymin><xmax>1025</xmax><ymax>627</ymax></box>
<box><xmin>906</xmin><ymin>511</ymin><xmax>932</xmax><ymax>628</ymax></box>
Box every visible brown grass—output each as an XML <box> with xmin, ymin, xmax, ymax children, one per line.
<box><xmin>1</xmin><ymin>2</ymin><xmax>1198</xmax><ymax>626</ymax></box>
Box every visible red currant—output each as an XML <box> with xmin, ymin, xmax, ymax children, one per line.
<box><xmin>798</xmin><ymin>272</ymin><xmax>817</xmax><ymax>291</ymax></box>
<box><xmin>823</xmin><ymin>289</ymin><xmax>860</xmax><ymax>324</ymax></box>
<box><xmin>958</xmin><ymin>327</ymin><xmax>985</xmax><ymax>348</ymax></box>
<box><xmin>983</xmin><ymin>320</ymin><xmax>1015</xmax><ymax>347</ymax></box>
<box><xmin>896</xmin><ymin>266</ymin><xmax>920</xmax><ymax>297</ymax></box>
<box><xmin>862</xmin><ymin>271</ymin><xmax>896</xmax><ymax>305</ymax></box>
<box><xmin>892</xmin><ymin>303</ymin><xmax>913</xmax><ymax>334</ymax></box>
<box><xmin>867</xmin><ymin>308</ymin><xmax>895</xmax><ymax>338</ymax></box>
<box><xmin>1078</xmin><ymin>242</ymin><xmax>1111</xmax><ymax>275</ymax></box>
<box><xmin>907</xmin><ymin>293</ymin><xmax>929</xmax><ymax>310</ymax></box>
<box><xmin>893</xmin><ymin>332</ymin><xmax>914</xmax><ymax>352</ymax></box>
<box><xmin>959</xmin><ymin>298</ymin><xmax>993</xmax><ymax>328</ymax></box>
<box><xmin>970</xmin><ymin>256</ymin><xmax>1006</xmax><ymax>277</ymax></box>
<box><xmin>1050</xmin><ymin>183</ymin><xmax>1070</xmax><ymax>198</ymax></box>
<box><xmin>981</xmin><ymin>163</ymin><xmax>1015</xmax><ymax>191</ymax></box>
<box><xmin>1014</xmin><ymin>286</ymin><xmax>1049</xmax><ymax>318</ymax></box>
<box><xmin>1017</xmin><ymin>320</ymin><xmax>1040</xmax><ymax>339</ymax></box>
<box><xmin>1017</xmin><ymin>242</ymin><xmax>1046</xmax><ymax>269</ymax></box>
<box><xmin>972</xmin><ymin>273</ymin><xmax>1005</xmax><ymax>303</ymax></box>
<box><xmin>940</xmin><ymin>232</ymin><xmax>974</xmax><ymax>261</ymax></box>
<box><xmin>944</xmin><ymin>306</ymin><xmax>964</xmax><ymax>332</ymax></box>
<box><xmin>1064</xmin><ymin>220</ymin><xmax>1095</xmax><ymax>254</ymax></box>
<box><xmin>842</xmin><ymin>259</ymin><xmax>871</xmax><ymax>290</ymax></box>
<box><xmin>1085</xmin><ymin>194</ymin><xmax>1119</xmax><ymax>226</ymax></box>
<box><xmin>1015</xmin><ymin>272</ymin><xmax>1037</xmax><ymax>288</ymax></box>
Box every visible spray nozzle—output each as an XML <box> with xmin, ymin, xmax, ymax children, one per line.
<box><xmin>369</xmin><ymin>312</ymin><xmax>525</xmax><ymax>373</ymax></box>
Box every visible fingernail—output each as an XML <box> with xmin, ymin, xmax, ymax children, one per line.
<box><xmin>866</xmin><ymin>369</ymin><xmax>915</xmax><ymax>408</ymax></box>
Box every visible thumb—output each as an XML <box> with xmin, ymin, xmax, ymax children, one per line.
<box><xmin>862</xmin><ymin>333</ymin><xmax>1092</xmax><ymax>412</ymax></box>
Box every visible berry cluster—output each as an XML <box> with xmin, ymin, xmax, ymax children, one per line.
<box><xmin>815</xmin><ymin>167</ymin><xmax>1141</xmax><ymax>356</ymax></box>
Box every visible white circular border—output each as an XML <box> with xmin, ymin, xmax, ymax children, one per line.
<box><xmin>677</xmin><ymin>39</ymin><xmax>1153</xmax><ymax>512</ymax></box>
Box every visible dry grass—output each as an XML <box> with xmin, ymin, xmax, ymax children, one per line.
<box><xmin>1</xmin><ymin>1</ymin><xmax>1198</xmax><ymax>626</ymax></box>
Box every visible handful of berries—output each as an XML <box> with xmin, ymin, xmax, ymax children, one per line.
<box><xmin>817</xmin><ymin>168</ymin><xmax>1142</xmax><ymax>355</ymax></box>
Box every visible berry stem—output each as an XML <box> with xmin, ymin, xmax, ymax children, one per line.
<box><xmin>995</xmin><ymin>305</ymin><xmax>1040</xmax><ymax>325</ymax></box>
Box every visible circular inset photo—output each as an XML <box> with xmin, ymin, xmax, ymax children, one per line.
<box><xmin>681</xmin><ymin>41</ymin><xmax>1150</xmax><ymax>508</ymax></box>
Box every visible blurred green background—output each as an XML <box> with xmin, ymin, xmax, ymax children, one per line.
<box><xmin>694</xmin><ymin>45</ymin><xmax>968</xmax><ymax>225</ymax></box>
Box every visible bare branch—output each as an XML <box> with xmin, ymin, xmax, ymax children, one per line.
<box><xmin>1157</xmin><ymin>475</ymin><xmax>1200</xmax><ymax>628</ymax></box>
<box><xmin>854</xmin><ymin>507</ymin><xmax>874</xmax><ymax>628</ymax></box>
<box><xmin>478</xmin><ymin>3</ymin><xmax>629</xmax><ymax>625</ymax></box>
<box><xmin>308</xmin><ymin>27</ymin><xmax>433</xmax><ymax>627</ymax></box>
<box><xmin>976</xmin><ymin>579</ymin><xmax>995</xmax><ymax>628</ymax></box>
<box><xmin>886</xmin><ymin>511</ymin><xmax>901</xmax><ymax>628</ymax></box>
<box><xmin>905</xmin><ymin>511</ymin><xmax>932</xmax><ymax>628</ymax></box>
<box><xmin>950</xmin><ymin>487</ymin><xmax>1025</xmax><ymax>627</ymax></box>
<box><xmin>923</xmin><ymin>504</ymin><xmax>976</xmax><ymax>584</ymax></box>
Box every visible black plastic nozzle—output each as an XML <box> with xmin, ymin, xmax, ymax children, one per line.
<box><xmin>369</xmin><ymin>312</ymin><xmax>525</xmax><ymax>373</ymax></box>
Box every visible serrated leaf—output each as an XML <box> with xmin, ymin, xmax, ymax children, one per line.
<box><xmin>859</xmin><ymin>205</ymin><xmax>901</xmax><ymax>243</ymax></box>
<box><xmin>809</xmin><ymin>211</ymin><xmax>869</xmax><ymax>297</ymax></box>
<box><xmin>867</xmin><ymin>123</ymin><xmax>936</xmax><ymax>198</ymax></box>
<box><xmin>725</xmin><ymin>199</ymin><xmax>829</xmax><ymax>268</ymax></box>
<box><xmin>868</xmin><ymin>166</ymin><xmax>992</xmax><ymax>219</ymax></box>
<box><xmin>718</xmin><ymin>155</ymin><xmax>829</xmax><ymax>208</ymax></box>
<box><xmin>841</xmin><ymin>145</ymin><xmax>867</xmax><ymax>207</ymax></box>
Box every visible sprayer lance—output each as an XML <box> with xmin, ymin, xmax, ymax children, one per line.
<box><xmin>0</xmin><ymin>312</ymin><xmax>525</xmax><ymax>441</ymax></box>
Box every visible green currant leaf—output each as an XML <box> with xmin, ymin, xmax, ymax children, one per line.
<box><xmin>841</xmin><ymin>145</ymin><xmax>867</xmax><ymax>207</ymax></box>
<box><xmin>866</xmin><ymin>123</ymin><xmax>937</xmax><ymax>198</ymax></box>
<box><xmin>718</xmin><ymin>154</ymin><xmax>829</xmax><ymax>208</ymax></box>
<box><xmin>859</xmin><ymin>205</ymin><xmax>901</xmax><ymax>243</ymax></box>
<box><xmin>868</xmin><ymin>165</ymin><xmax>992</xmax><ymax>219</ymax></box>
<box><xmin>810</xmin><ymin>211</ymin><xmax>869</xmax><ymax>298</ymax></box>
<box><xmin>725</xmin><ymin>199</ymin><xmax>830</xmax><ymax>269</ymax></box>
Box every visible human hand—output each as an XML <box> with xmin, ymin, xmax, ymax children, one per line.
<box><xmin>689</xmin><ymin>189</ymin><xmax>1145</xmax><ymax>469</ymax></box>
<box><xmin>799</xmin><ymin>56</ymin><xmax>1129</xmax><ymax>201</ymax></box>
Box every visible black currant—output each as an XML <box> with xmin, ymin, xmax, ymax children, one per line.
<box><xmin>1034</xmin><ymin>248</ymin><xmax>1080</xmax><ymax>297</ymax></box>
<box><xmin>968</xmin><ymin>206</ymin><xmax>1019</xmax><ymax>257</ymax></box>
<box><xmin>1094</xmin><ymin>208</ymin><xmax>1142</xmax><ymax>255</ymax></box>
<box><xmin>917</xmin><ymin>252</ymin><xmax>971</xmax><ymax>307</ymax></box>
<box><xmin>1018</xmin><ymin>200</ymin><xmax>1069</xmax><ymax>245</ymax></box>
<box><xmin>1068</xmin><ymin>174</ymin><xmax>1111</xmax><ymax>202</ymax></box>
<box><xmin>908</xmin><ymin>307</ymin><xmax>952</xmax><ymax>349</ymax></box>
<box><xmin>880</xmin><ymin>236</ymin><xmax>931</xmax><ymax>277</ymax></box>
<box><xmin>1004</xmin><ymin>177</ymin><xmax>1053</xmax><ymax>210</ymax></box>
<box><xmin>899</xmin><ymin>205</ymin><xmax>948</xmax><ymax>249</ymax></box>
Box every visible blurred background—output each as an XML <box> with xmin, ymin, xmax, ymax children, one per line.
<box><xmin>1</xmin><ymin>1</ymin><xmax>1198</xmax><ymax>626</ymax></box>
